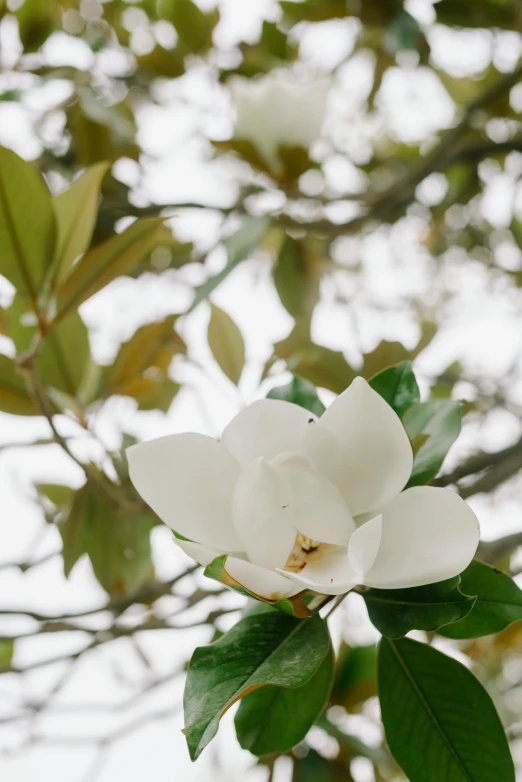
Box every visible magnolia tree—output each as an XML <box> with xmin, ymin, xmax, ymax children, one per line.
<box><xmin>1</xmin><ymin>1</ymin><xmax>522</xmax><ymax>781</ymax></box>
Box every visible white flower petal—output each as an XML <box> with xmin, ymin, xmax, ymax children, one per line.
<box><xmin>307</xmin><ymin>377</ymin><xmax>413</xmax><ymax>516</ymax></box>
<box><xmin>127</xmin><ymin>433</ymin><xmax>242</xmax><ymax>551</ymax></box>
<box><xmin>348</xmin><ymin>514</ymin><xmax>382</xmax><ymax>581</ymax></box>
<box><xmin>175</xmin><ymin>538</ymin><xmax>221</xmax><ymax>567</ymax></box>
<box><xmin>222</xmin><ymin>399</ymin><xmax>316</xmax><ymax>465</ymax></box>
<box><xmin>225</xmin><ymin>557</ymin><xmax>302</xmax><ymax>600</ymax></box>
<box><xmin>272</xmin><ymin>452</ymin><xmax>355</xmax><ymax>547</ymax></box>
<box><xmin>363</xmin><ymin>486</ymin><xmax>480</xmax><ymax>589</ymax></box>
<box><xmin>277</xmin><ymin>549</ymin><xmax>359</xmax><ymax>596</ymax></box>
<box><xmin>232</xmin><ymin>457</ymin><xmax>296</xmax><ymax>570</ymax></box>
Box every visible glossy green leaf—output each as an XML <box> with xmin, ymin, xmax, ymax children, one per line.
<box><xmin>183</xmin><ymin>605</ymin><xmax>330</xmax><ymax>760</ymax></box>
<box><xmin>207</xmin><ymin>303</ymin><xmax>245</xmax><ymax>385</ymax></box>
<box><xmin>362</xmin><ymin>577</ymin><xmax>475</xmax><ymax>638</ymax></box>
<box><xmin>379</xmin><ymin>637</ymin><xmax>515</xmax><ymax>782</ymax></box>
<box><xmin>403</xmin><ymin>399</ymin><xmax>461</xmax><ymax>487</ymax></box>
<box><xmin>439</xmin><ymin>560</ymin><xmax>522</xmax><ymax>639</ymax></box>
<box><xmin>235</xmin><ymin>644</ymin><xmax>333</xmax><ymax>755</ymax></box>
<box><xmin>0</xmin><ymin>354</ymin><xmax>38</xmax><ymax>415</ymax></box>
<box><xmin>190</xmin><ymin>216</ymin><xmax>269</xmax><ymax>310</ymax></box>
<box><xmin>267</xmin><ymin>375</ymin><xmax>325</xmax><ymax>416</ymax></box>
<box><xmin>55</xmin><ymin>218</ymin><xmax>169</xmax><ymax>320</ymax></box>
<box><xmin>0</xmin><ymin>146</ymin><xmax>56</xmax><ymax>299</ymax></box>
<box><xmin>50</xmin><ymin>161</ymin><xmax>109</xmax><ymax>289</ymax></box>
<box><xmin>369</xmin><ymin>361</ymin><xmax>420</xmax><ymax>418</ymax></box>
<box><xmin>272</xmin><ymin>235</ymin><xmax>320</xmax><ymax>320</ymax></box>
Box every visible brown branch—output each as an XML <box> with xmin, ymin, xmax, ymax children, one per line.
<box><xmin>433</xmin><ymin>436</ymin><xmax>522</xmax><ymax>489</ymax></box>
<box><xmin>477</xmin><ymin>532</ymin><xmax>522</xmax><ymax>565</ymax></box>
<box><xmin>0</xmin><ymin>566</ymin><xmax>198</xmax><ymax>623</ymax></box>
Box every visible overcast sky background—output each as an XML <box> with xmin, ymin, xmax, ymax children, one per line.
<box><xmin>1</xmin><ymin>1</ymin><xmax>522</xmax><ymax>780</ymax></box>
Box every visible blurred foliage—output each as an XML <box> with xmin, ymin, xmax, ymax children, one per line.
<box><xmin>1</xmin><ymin>0</ymin><xmax>522</xmax><ymax>778</ymax></box>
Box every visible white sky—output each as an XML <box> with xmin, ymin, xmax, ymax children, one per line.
<box><xmin>1</xmin><ymin>1</ymin><xmax>522</xmax><ymax>780</ymax></box>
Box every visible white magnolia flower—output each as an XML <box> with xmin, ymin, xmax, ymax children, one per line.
<box><xmin>127</xmin><ymin>378</ymin><xmax>479</xmax><ymax>601</ymax></box>
<box><xmin>229</xmin><ymin>70</ymin><xmax>330</xmax><ymax>171</ymax></box>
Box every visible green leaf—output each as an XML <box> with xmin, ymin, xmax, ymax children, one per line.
<box><xmin>0</xmin><ymin>354</ymin><xmax>38</xmax><ymax>416</ymax></box>
<box><xmin>59</xmin><ymin>486</ymin><xmax>91</xmax><ymax>577</ymax></box>
<box><xmin>403</xmin><ymin>399</ymin><xmax>461</xmax><ymax>487</ymax></box>
<box><xmin>362</xmin><ymin>577</ymin><xmax>475</xmax><ymax>638</ymax></box>
<box><xmin>318</xmin><ymin>716</ymin><xmax>390</xmax><ymax>765</ymax></box>
<box><xmin>260</xmin><ymin>20</ymin><xmax>289</xmax><ymax>59</ymax></box>
<box><xmin>379</xmin><ymin>637</ymin><xmax>515</xmax><ymax>782</ymax></box>
<box><xmin>159</xmin><ymin>0</ymin><xmax>217</xmax><ymax>53</ymax></box>
<box><xmin>368</xmin><ymin>361</ymin><xmax>420</xmax><ymax>418</ymax></box>
<box><xmin>267</xmin><ymin>375</ymin><xmax>325</xmax><ymax>417</ymax></box>
<box><xmin>272</xmin><ymin>235</ymin><xmax>320</xmax><ymax>320</ymax></box>
<box><xmin>37</xmin><ymin>483</ymin><xmax>75</xmax><ymax>511</ymax></box>
<box><xmin>0</xmin><ymin>639</ymin><xmax>14</xmax><ymax>670</ymax></box>
<box><xmin>15</xmin><ymin>0</ymin><xmax>59</xmax><ymax>52</ymax></box>
<box><xmin>190</xmin><ymin>216</ymin><xmax>269</xmax><ymax>310</ymax></box>
<box><xmin>59</xmin><ymin>484</ymin><xmax>154</xmax><ymax>596</ymax></box>
<box><xmin>280</xmin><ymin>0</ymin><xmax>349</xmax><ymax>23</ymax></box>
<box><xmin>331</xmin><ymin>643</ymin><xmax>378</xmax><ymax>709</ymax></box>
<box><xmin>183</xmin><ymin>605</ymin><xmax>330</xmax><ymax>760</ymax></box>
<box><xmin>292</xmin><ymin>749</ymin><xmax>348</xmax><ymax>782</ymax></box>
<box><xmin>39</xmin><ymin>313</ymin><xmax>91</xmax><ymax>397</ymax></box>
<box><xmin>50</xmin><ymin>162</ymin><xmax>109</xmax><ymax>289</ymax></box>
<box><xmin>0</xmin><ymin>146</ymin><xmax>56</xmax><ymax>299</ymax></box>
<box><xmin>7</xmin><ymin>294</ymin><xmax>91</xmax><ymax>397</ymax></box>
<box><xmin>439</xmin><ymin>560</ymin><xmax>522</xmax><ymax>639</ymax></box>
<box><xmin>207</xmin><ymin>303</ymin><xmax>245</xmax><ymax>385</ymax></box>
<box><xmin>55</xmin><ymin>218</ymin><xmax>169</xmax><ymax>321</ymax></box>
<box><xmin>235</xmin><ymin>644</ymin><xmax>334</xmax><ymax>755</ymax></box>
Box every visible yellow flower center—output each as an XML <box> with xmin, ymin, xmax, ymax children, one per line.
<box><xmin>284</xmin><ymin>532</ymin><xmax>324</xmax><ymax>573</ymax></box>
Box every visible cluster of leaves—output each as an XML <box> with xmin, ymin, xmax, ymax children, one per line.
<box><xmin>184</xmin><ymin>363</ymin><xmax>522</xmax><ymax>780</ymax></box>
<box><xmin>0</xmin><ymin>146</ymin><xmax>190</xmax><ymax>596</ymax></box>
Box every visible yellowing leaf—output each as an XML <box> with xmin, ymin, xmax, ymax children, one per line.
<box><xmin>104</xmin><ymin>316</ymin><xmax>186</xmax><ymax>392</ymax></box>
<box><xmin>98</xmin><ymin>316</ymin><xmax>185</xmax><ymax>411</ymax></box>
<box><xmin>55</xmin><ymin>218</ymin><xmax>170</xmax><ymax>320</ymax></box>
<box><xmin>50</xmin><ymin>162</ymin><xmax>110</xmax><ymax>289</ymax></box>
<box><xmin>0</xmin><ymin>146</ymin><xmax>56</xmax><ymax>300</ymax></box>
<box><xmin>208</xmin><ymin>303</ymin><xmax>245</xmax><ymax>385</ymax></box>
<box><xmin>118</xmin><ymin>375</ymin><xmax>180</xmax><ymax>412</ymax></box>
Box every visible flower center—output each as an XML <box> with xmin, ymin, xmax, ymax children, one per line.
<box><xmin>283</xmin><ymin>531</ymin><xmax>324</xmax><ymax>573</ymax></box>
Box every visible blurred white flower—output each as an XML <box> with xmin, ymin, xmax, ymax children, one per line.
<box><xmin>229</xmin><ymin>70</ymin><xmax>331</xmax><ymax>171</ymax></box>
<box><xmin>128</xmin><ymin>378</ymin><xmax>479</xmax><ymax>601</ymax></box>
